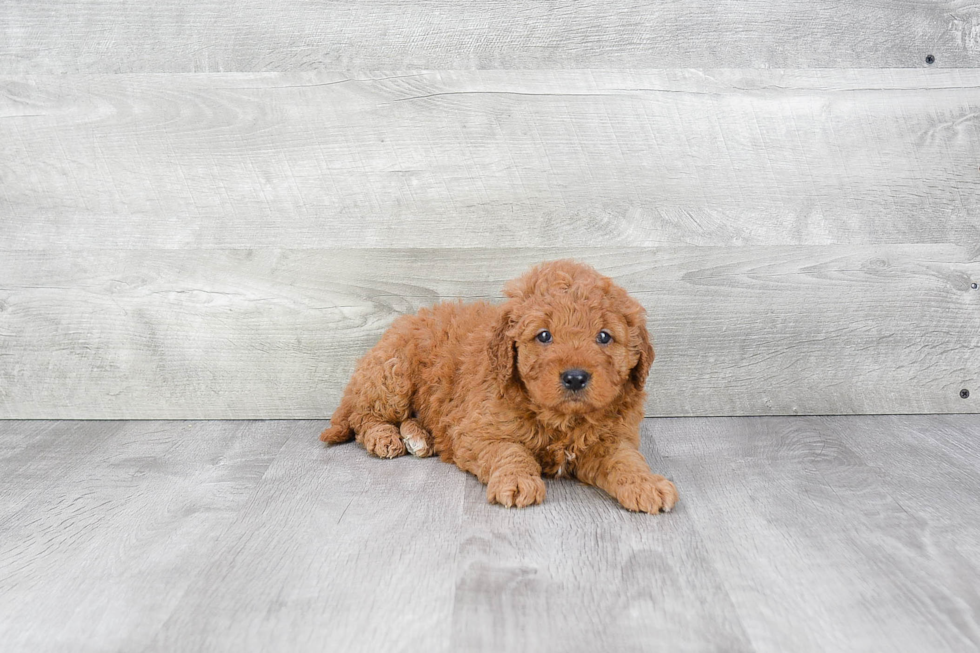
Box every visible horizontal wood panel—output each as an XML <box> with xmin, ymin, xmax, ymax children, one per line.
<box><xmin>2</xmin><ymin>70</ymin><xmax>978</xmax><ymax>250</ymax></box>
<box><xmin>1</xmin><ymin>247</ymin><xmax>977</xmax><ymax>418</ymax></box>
<box><xmin>1</xmin><ymin>1</ymin><xmax>979</xmax><ymax>72</ymax></box>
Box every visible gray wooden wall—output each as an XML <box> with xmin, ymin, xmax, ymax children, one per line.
<box><xmin>1</xmin><ymin>1</ymin><xmax>978</xmax><ymax>418</ymax></box>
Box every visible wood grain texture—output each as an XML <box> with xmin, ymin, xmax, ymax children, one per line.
<box><xmin>3</xmin><ymin>416</ymin><xmax>980</xmax><ymax>651</ymax></box>
<box><xmin>826</xmin><ymin>413</ymin><xmax>980</xmax><ymax>640</ymax></box>
<box><xmin>146</xmin><ymin>421</ymin><xmax>465</xmax><ymax>653</ymax></box>
<box><xmin>0</xmin><ymin>421</ymin><xmax>127</xmax><ymax>523</ymax></box>
<box><xmin>2</xmin><ymin>70</ymin><xmax>979</xmax><ymax>250</ymax></box>
<box><xmin>2</xmin><ymin>0</ymin><xmax>979</xmax><ymax>72</ymax></box>
<box><xmin>655</xmin><ymin>416</ymin><xmax>980</xmax><ymax>652</ymax></box>
<box><xmin>0</xmin><ymin>246</ymin><xmax>977</xmax><ymax>419</ymax></box>
<box><xmin>0</xmin><ymin>420</ymin><xmax>293</xmax><ymax>652</ymax></box>
<box><xmin>451</xmin><ymin>429</ymin><xmax>752</xmax><ymax>653</ymax></box>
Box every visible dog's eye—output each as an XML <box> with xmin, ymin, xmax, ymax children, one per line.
<box><xmin>536</xmin><ymin>330</ymin><xmax>552</xmax><ymax>344</ymax></box>
<box><xmin>596</xmin><ymin>330</ymin><xmax>613</xmax><ymax>345</ymax></box>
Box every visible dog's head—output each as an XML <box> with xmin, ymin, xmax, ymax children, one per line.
<box><xmin>489</xmin><ymin>260</ymin><xmax>654</xmax><ymax>416</ymax></box>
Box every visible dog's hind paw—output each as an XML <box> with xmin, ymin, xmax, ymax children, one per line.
<box><xmin>362</xmin><ymin>424</ymin><xmax>407</xmax><ymax>459</ymax></box>
<box><xmin>399</xmin><ymin>419</ymin><xmax>433</xmax><ymax>458</ymax></box>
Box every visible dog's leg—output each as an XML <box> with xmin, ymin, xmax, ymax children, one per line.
<box><xmin>576</xmin><ymin>442</ymin><xmax>678</xmax><ymax>514</ymax></box>
<box><xmin>325</xmin><ymin>337</ymin><xmax>415</xmax><ymax>457</ymax></box>
<box><xmin>356</xmin><ymin>422</ymin><xmax>407</xmax><ymax>459</ymax></box>
<box><xmin>399</xmin><ymin>419</ymin><xmax>433</xmax><ymax>458</ymax></box>
<box><xmin>469</xmin><ymin>441</ymin><xmax>546</xmax><ymax>508</ymax></box>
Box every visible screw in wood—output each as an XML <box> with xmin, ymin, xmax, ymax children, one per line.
<box><xmin>925</xmin><ymin>54</ymin><xmax>935</xmax><ymax>64</ymax></box>
<box><xmin>962</xmin><ymin>389</ymin><xmax>971</xmax><ymax>399</ymax></box>
<box><xmin>973</xmin><ymin>283</ymin><xmax>979</xmax><ymax>289</ymax></box>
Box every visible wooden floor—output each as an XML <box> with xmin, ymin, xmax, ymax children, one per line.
<box><xmin>2</xmin><ymin>416</ymin><xmax>979</xmax><ymax>652</ymax></box>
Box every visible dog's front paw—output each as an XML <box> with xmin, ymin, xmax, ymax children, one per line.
<box><xmin>486</xmin><ymin>473</ymin><xmax>546</xmax><ymax>508</ymax></box>
<box><xmin>362</xmin><ymin>424</ymin><xmax>407</xmax><ymax>459</ymax></box>
<box><xmin>615</xmin><ymin>474</ymin><xmax>678</xmax><ymax>514</ymax></box>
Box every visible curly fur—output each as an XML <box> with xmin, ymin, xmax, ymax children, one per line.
<box><xmin>320</xmin><ymin>260</ymin><xmax>678</xmax><ymax>512</ymax></box>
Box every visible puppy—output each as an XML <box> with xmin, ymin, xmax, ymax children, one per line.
<box><xmin>320</xmin><ymin>260</ymin><xmax>677</xmax><ymax>513</ymax></box>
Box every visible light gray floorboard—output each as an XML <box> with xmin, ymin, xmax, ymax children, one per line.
<box><xmin>146</xmin><ymin>423</ymin><xmax>466</xmax><ymax>653</ymax></box>
<box><xmin>2</xmin><ymin>70</ymin><xmax>978</xmax><ymax>250</ymax></box>
<box><xmin>656</xmin><ymin>416</ymin><xmax>980</xmax><ymax>652</ymax></box>
<box><xmin>1</xmin><ymin>1</ymin><xmax>977</xmax><ymax>72</ymax></box>
<box><xmin>2</xmin><ymin>416</ymin><xmax>979</xmax><ymax>652</ymax></box>
<box><xmin>0</xmin><ymin>421</ymin><xmax>128</xmax><ymax>523</ymax></box>
<box><xmin>1</xmin><ymin>246</ymin><xmax>976</xmax><ymax>418</ymax></box>
<box><xmin>451</xmin><ymin>436</ymin><xmax>752</xmax><ymax>653</ymax></box>
<box><xmin>0</xmin><ymin>421</ymin><xmax>293</xmax><ymax>653</ymax></box>
<box><xmin>826</xmin><ymin>415</ymin><xmax>980</xmax><ymax>649</ymax></box>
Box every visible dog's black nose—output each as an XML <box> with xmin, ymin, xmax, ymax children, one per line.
<box><xmin>561</xmin><ymin>369</ymin><xmax>590</xmax><ymax>391</ymax></box>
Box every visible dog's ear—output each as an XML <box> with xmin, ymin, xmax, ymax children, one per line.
<box><xmin>488</xmin><ymin>305</ymin><xmax>518</xmax><ymax>392</ymax></box>
<box><xmin>624</xmin><ymin>300</ymin><xmax>655</xmax><ymax>391</ymax></box>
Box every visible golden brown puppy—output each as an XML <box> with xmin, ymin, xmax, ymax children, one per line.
<box><xmin>320</xmin><ymin>260</ymin><xmax>678</xmax><ymax>513</ymax></box>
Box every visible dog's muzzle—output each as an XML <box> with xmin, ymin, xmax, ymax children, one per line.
<box><xmin>560</xmin><ymin>369</ymin><xmax>590</xmax><ymax>392</ymax></box>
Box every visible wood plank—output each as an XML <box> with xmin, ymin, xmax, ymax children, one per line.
<box><xmin>0</xmin><ymin>421</ymin><xmax>127</xmax><ymax>523</ymax></box>
<box><xmin>0</xmin><ymin>420</ymin><xmax>293</xmax><ymax>652</ymax></box>
<box><xmin>1</xmin><ymin>1</ymin><xmax>978</xmax><ymax>72</ymax></box>
<box><xmin>145</xmin><ymin>421</ymin><xmax>465</xmax><ymax>653</ymax></box>
<box><xmin>4</xmin><ymin>417</ymin><xmax>980</xmax><ymax>650</ymax></box>
<box><xmin>450</xmin><ymin>427</ymin><xmax>751</xmax><ymax>653</ymax></box>
<box><xmin>825</xmin><ymin>413</ymin><xmax>980</xmax><ymax>643</ymax></box>
<box><xmin>0</xmin><ymin>246</ymin><xmax>976</xmax><ymax>418</ymax></box>
<box><xmin>2</xmin><ymin>70</ymin><xmax>979</xmax><ymax>250</ymax></box>
<box><xmin>656</xmin><ymin>416</ymin><xmax>980</xmax><ymax>652</ymax></box>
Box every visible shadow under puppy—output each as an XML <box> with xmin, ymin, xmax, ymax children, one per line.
<box><xmin>320</xmin><ymin>259</ymin><xmax>678</xmax><ymax>513</ymax></box>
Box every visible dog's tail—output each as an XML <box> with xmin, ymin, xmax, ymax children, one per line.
<box><xmin>320</xmin><ymin>397</ymin><xmax>355</xmax><ymax>444</ymax></box>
